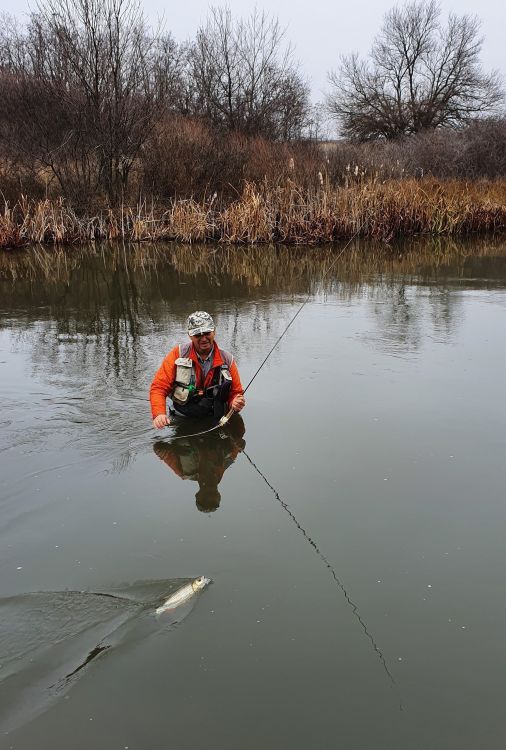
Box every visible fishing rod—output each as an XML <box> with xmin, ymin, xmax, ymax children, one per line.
<box><xmin>242</xmin><ymin>449</ymin><xmax>401</xmax><ymax>695</ymax></box>
<box><xmin>168</xmin><ymin>231</ymin><xmax>362</xmax><ymax>440</ymax></box>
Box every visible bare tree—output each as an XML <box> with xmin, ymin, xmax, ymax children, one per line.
<box><xmin>0</xmin><ymin>0</ymin><xmax>185</xmax><ymax>203</ymax></box>
<box><xmin>327</xmin><ymin>0</ymin><xmax>503</xmax><ymax>140</ymax></box>
<box><xmin>187</xmin><ymin>7</ymin><xmax>310</xmax><ymax>140</ymax></box>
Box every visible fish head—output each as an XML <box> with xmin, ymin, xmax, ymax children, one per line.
<box><xmin>192</xmin><ymin>576</ymin><xmax>211</xmax><ymax>592</ymax></box>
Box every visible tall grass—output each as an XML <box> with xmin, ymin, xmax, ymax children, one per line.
<box><xmin>1</xmin><ymin>178</ymin><xmax>506</xmax><ymax>250</ymax></box>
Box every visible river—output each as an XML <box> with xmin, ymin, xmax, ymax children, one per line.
<box><xmin>1</xmin><ymin>239</ymin><xmax>505</xmax><ymax>749</ymax></box>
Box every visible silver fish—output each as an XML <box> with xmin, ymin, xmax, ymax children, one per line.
<box><xmin>155</xmin><ymin>576</ymin><xmax>211</xmax><ymax>615</ymax></box>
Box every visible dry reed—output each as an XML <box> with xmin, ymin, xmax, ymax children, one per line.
<box><xmin>1</xmin><ymin>178</ymin><xmax>506</xmax><ymax>250</ymax></box>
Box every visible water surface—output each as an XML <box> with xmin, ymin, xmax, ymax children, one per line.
<box><xmin>1</xmin><ymin>239</ymin><xmax>506</xmax><ymax>749</ymax></box>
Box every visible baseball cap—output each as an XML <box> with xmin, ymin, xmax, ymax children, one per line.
<box><xmin>187</xmin><ymin>311</ymin><xmax>215</xmax><ymax>337</ymax></box>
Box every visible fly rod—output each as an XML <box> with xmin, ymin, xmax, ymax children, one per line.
<box><xmin>169</xmin><ymin>231</ymin><xmax>362</xmax><ymax>440</ymax></box>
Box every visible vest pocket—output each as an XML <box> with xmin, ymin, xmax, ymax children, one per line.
<box><xmin>173</xmin><ymin>357</ymin><xmax>193</xmax><ymax>404</ymax></box>
<box><xmin>175</xmin><ymin>357</ymin><xmax>193</xmax><ymax>384</ymax></box>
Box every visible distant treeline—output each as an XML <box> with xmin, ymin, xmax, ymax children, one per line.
<box><xmin>0</xmin><ymin>0</ymin><xmax>505</xmax><ymax>212</ymax></box>
<box><xmin>1</xmin><ymin>117</ymin><xmax>506</xmax><ymax>209</ymax></box>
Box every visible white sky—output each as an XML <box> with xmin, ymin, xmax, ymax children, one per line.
<box><xmin>2</xmin><ymin>0</ymin><xmax>505</xmax><ymax>105</ymax></box>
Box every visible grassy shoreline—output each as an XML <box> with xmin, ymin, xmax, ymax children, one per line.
<box><xmin>2</xmin><ymin>178</ymin><xmax>506</xmax><ymax>250</ymax></box>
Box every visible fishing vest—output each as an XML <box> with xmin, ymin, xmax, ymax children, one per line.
<box><xmin>172</xmin><ymin>342</ymin><xmax>233</xmax><ymax>407</ymax></box>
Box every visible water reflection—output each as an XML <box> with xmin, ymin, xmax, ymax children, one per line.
<box><xmin>2</xmin><ymin>239</ymin><xmax>506</xmax><ymax>346</ymax></box>
<box><xmin>153</xmin><ymin>415</ymin><xmax>246</xmax><ymax>513</ymax></box>
<box><xmin>2</xmin><ymin>236</ymin><xmax>506</xmax><ymax>290</ymax></box>
<box><xmin>1</xmin><ymin>238</ymin><xmax>506</xmax><ymax>471</ymax></box>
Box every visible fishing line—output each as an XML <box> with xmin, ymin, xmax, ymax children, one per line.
<box><xmin>155</xmin><ymin>234</ymin><xmax>403</xmax><ymax>701</ymax></box>
<box><xmin>167</xmin><ymin>230</ymin><xmax>362</xmax><ymax>440</ymax></box>
<box><xmin>242</xmin><ymin>449</ymin><xmax>402</xmax><ymax>702</ymax></box>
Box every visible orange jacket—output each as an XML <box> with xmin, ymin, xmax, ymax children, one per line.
<box><xmin>150</xmin><ymin>342</ymin><xmax>244</xmax><ymax>418</ymax></box>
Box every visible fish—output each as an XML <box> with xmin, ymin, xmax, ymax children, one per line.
<box><xmin>155</xmin><ymin>576</ymin><xmax>211</xmax><ymax>615</ymax></box>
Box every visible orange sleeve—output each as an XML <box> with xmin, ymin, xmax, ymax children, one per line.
<box><xmin>149</xmin><ymin>346</ymin><xmax>179</xmax><ymax>418</ymax></box>
<box><xmin>227</xmin><ymin>359</ymin><xmax>244</xmax><ymax>407</ymax></box>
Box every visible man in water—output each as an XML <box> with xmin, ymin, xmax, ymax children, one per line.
<box><xmin>150</xmin><ymin>311</ymin><xmax>245</xmax><ymax>428</ymax></box>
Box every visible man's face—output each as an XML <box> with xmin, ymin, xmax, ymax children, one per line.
<box><xmin>190</xmin><ymin>329</ymin><xmax>216</xmax><ymax>357</ymax></box>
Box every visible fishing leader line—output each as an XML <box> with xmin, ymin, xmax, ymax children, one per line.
<box><xmin>242</xmin><ymin>449</ymin><xmax>402</xmax><ymax>701</ymax></box>
<box><xmin>168</xmin><ymin>230</ymin><xmax>363</xmax><ymax>440</ymax></box>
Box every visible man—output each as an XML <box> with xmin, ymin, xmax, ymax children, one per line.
<box><xmin>150</xmin><ymin>311</ymin><xmax>245</xmax><ymax>428</ymax></box>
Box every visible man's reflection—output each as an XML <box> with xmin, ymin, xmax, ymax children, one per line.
<box><xmin>153</xmin><ymin>414</ymin><xmax>246</xmax><ymax>513</ymax></box>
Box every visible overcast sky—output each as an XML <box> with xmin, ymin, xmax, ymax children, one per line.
<box><xmin>3</xmin><ymin>0</ymin><xmax>505</xmax><ymax>105</ymax></box>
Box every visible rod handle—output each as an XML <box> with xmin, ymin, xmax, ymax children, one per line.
<box><xmin>218</xmin><ymin>407</ymin><xmax>235</xmax><ymax>427</ymax></box>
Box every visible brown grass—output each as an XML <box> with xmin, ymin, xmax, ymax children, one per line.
<box><xmin>1</xmin><ymin>178</ymin><xmax>506</xmax><ymax>250</ymax></box>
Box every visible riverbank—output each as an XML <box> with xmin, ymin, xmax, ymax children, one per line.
<box><xmin>2</xmin><ymin>178</ymin><xmax>506</xmax><ymax>250</ymax></box>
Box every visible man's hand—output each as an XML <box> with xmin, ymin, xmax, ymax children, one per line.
<box><xmin>153</xmin><ymin>413</ymin><xmax>170</xmax><ymax>429</ymax></box>
<box><xmin>230</xmin><ymin>394</ymin><xmax>245</xmax><ymax>412</ymax></box>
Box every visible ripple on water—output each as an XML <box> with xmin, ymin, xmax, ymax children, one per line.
<box><xmin>0</xmin><ymin>578</ymin><xmax>199</xmax><ymax>733</ymax></box>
